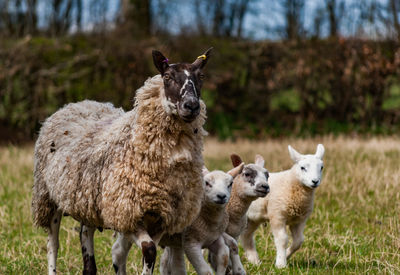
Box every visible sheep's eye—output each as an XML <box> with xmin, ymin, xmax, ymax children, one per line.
<box><xmin>164</xmin><ymin>74</ymin><xmax>170</xmax><ymax>80</ymax></box>
<box><xmin>205</xmin><ymin>181</ymin><xmax>211</xmax><ymax>187</ymax></box>
<box><xmin>321</xmin><ymin>166</ymin><xmax>324</xmax><ymax>171</ymax></box>
<box><xmin>264</xmin><ymin>172</ymin><xmax>269</xmax><ymax>179</ymax></box>
<box><xmin>301</xmin><ymin>166</ymin><xmax>306</xmax><ymax>171</ymax></box>
<box><xmin>244</xmin><ymin>173</ymin><xmax>250</xmax><ymax>177</ymax></box>
<box><xmin>199</xmin><ymin>73</ymin><xmax>205</xmax><ymax>80</ymax></box>
<box><xmin>228</xmin><ymin>181</ymin><xmax>233</xmax><ymax>188</ymax></box>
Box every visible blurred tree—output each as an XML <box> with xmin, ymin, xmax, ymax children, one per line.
<box><xmin>326</xmin><ymin>0</ymin><xmax>345</xmax><ymax>37</ymax></box>
<box><xmin>121</xmin><ymin>0</ymin><xmax>152</xmax><ymax>36</ymax></box>
<box><xmin>281</xmin><ymin>0</ymin><xmax>305</xmax><ymax>40</ymax></box>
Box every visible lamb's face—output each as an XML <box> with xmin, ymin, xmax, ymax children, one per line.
<box><xmin>239</xmin><ymin>164</ymin><xmax>270</xmax><ymax>198</ymax></box>
<box><xmin>152</xmin><ymin>48</ymin><xmax>212</xmax><ymax>123</ymax></box>
<box><xmin>288</xmin><ymin>144</ymin><xmax>325</xmax><ymax>189</ymax></box>
<box><xmin>203</xmin><ymin>163</ymin><xmax>244</xmax><ymax>206</ymax></box>
<box><xmin>203</xmin><ymin>171</ymin><xmax>234</xmax><ymax>205</ymax></box>
<box><xmin>231</xmin><ymin>154</ymin><xmax>270</xmax><ymax>199</ymax></box>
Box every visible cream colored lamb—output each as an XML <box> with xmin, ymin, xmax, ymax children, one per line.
<box><xmin>241</xmin><ymin>144</ymin><xmax>325</xmax><ymax>268</ymax></box>
<box><xmin>159</xmin><ymin>162</ymin><xmax>244</xmax><ymax>275</ymax></box>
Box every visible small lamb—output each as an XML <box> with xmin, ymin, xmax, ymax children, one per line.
<box><xmin>241</xmin><ymin>144</ymin><xmax>325</xmax><ymax>268</ymax></box>
<box><xmin>209</xmin><ymin>154</ymin><xmax>270</xmax><ymax>275</ymax></box>
<box><xmin>160</xmin><ymin>162</ymin><xmax>244</xmax><ymax>275</ymax></box>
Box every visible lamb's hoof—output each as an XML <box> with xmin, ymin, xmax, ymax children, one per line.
<box><xmin>245</xmin><ymin>252</ymin><xmax>260</xmax><ymax>265</ymax></box>
<box><xmin>275</xmin><ymin>262</ymin><xmax>287</xmax><ymax>269</ymax></box>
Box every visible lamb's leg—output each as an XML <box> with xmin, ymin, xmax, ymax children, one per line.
<box><xmin>184</xmin><ymin>243</ymin><xmax>213</xmax><ymax>275</ymax></box>
<box><xmin>270</xmin><ymin>220</ymin><xmax>288</xmax><ymax>268</ymax></box>
<box><xmin>222</xmin><ymin>233</ymin><xmax>245</xmax><ymax>275</ymax></box>
<box><xmin>240</xmin><ymin>219</ymin><xmax>261</xmax><ymax>265</ymax></box>
<box><xmin>286</xmin><ymin>221</ymin><xmax>306</xmax><ymax>259</ymax></box>
<box><xmin>47</xmin><ymin>210</ymin><xmax>62</xmax><ymax>275</ymax></box>
<box><xmin>160</xmin><ymin>247</ymin><xmax>186</xmax><ymax>275</ymax></box>
<box><xmin>208</xmin><ymin>236</ymin><xmax>230</xmax><ymax>275</ymax></box>
<box><xmin>80</xmin><ymin>224</ymin><xmax>97</xmax><ymax>275</ymax></box>
<box><xmin>111</xmin><ymin>232</ymin><xmax>134</xmax><ymax>275</ymax></box>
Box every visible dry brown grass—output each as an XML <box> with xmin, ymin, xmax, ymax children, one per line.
<box><xmin>0</xmin><ymin>136</ymin><xmax>399</xmax><ymax>274</ymax></box>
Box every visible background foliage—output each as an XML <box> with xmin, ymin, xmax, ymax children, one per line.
<box><xmin>1</xmin><ymin>0</ymin><xmax>400</xmax><ymax>141</ymax></box>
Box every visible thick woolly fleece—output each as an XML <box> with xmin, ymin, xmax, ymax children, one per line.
<box><xmin>32</xmin><ymin>75</ymin><xmax>207</xmax><ymax>235</ymax></box>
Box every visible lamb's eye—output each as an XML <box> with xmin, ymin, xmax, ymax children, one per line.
<box><xmin>164</xmin><ymin>74</ymin><xmax>170</xmax><ymax>80</ymax></box>
<box><xmin>205</xmin><ymin>181</ymin><xmax>211</xmax><ymax>187</ymax></box>
<box><xmin>199</xmin><ymin>73</ymin><xmax>205</xmax><ymax>80</ymax></box>
<box><xmin>321</xmin><ymin>166</ymin><xmax>324</xmax><ymax>171</ymax></box>
<box><xmin>228</xmin><ymin>181</ymin><xmax>233</xmax><ymax>188</ymax></box>
<box><xmin>264</xmin><ymin>172</ymin><xmax>269</xmax><ymax>179</ymax></box>
<box><xmin>301</xmin><ymin>166</ymin><xmax>306</xmax><ymax>171</ymax></box>
<box><xmin>244</xmin><ymin>173</ymin><xmax>250</xmax><ymax>177</ymax></box>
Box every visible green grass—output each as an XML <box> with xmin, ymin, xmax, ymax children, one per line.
<box><xmin>1</xmin><ymin>137</ymin><xmax>399</xmax><ymax>274</ymax></box>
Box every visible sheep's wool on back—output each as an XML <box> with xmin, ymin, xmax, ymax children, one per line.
<box><xmin>32</xmin><ymin>75</ymin><xmax>206</xmax><ymax>235</ymax></box>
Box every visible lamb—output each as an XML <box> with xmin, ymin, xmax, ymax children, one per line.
<box><xmin>31</xmin><ymin>48</ymin><xmax>213</xmax><ymax>275</ymax></box>
<box><xmin>159</xmin><ymin>162</ymin><xmax>244</xmax><ymax>275</ymax></box>
<box><xmin>209</xmin><ymin>154</ymin><xmax>270</xmax><ymax>275</ymax></box>
<box><xmin>241</xmin><ymin>144</ymin><xmax>325</xmax><ymax>268</ymax></box>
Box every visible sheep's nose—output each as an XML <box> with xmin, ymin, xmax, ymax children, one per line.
<box><xmin>217</xmin><ymin>194</ymin><xmax>227</xmax><ymax>201</ymax></box>
<box><xmin>262</xmin><ymin>184</ymin><xmax>270</xmax><ymax>193</ymax></box>
<box><xmin>183</xmin><ymin>99</ymin><xmax>200</xmax><ymax>113</ymax></box>
<box><xmin>312</xmin><ymin>179</ymin><xmax>319</xmax><ymax>185</ymax></box>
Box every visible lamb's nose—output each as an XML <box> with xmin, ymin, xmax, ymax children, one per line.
<box><xmin>312</xmin><ymin>179</ymin><xmax>319</xmax><ymax>185</ymax></box>
<box><xmin>217</xmin><ymin>194</ymin><xmax>227</xmax><ymax>201</ymax></box>
<box><xmin>262</xmin><ymin>184</ymin><xmax>270</xmax><ymax>193</ymax></box>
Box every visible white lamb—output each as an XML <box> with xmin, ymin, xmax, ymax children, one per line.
<box><xmin>241</xmin><ymin>144</ymin><xmax>325</xmax><ymax>268</ymax></box>
<box><xmin>159</xmin><ymin>162</ymin><xmax>244</xmax><ymax>275</ymax></box>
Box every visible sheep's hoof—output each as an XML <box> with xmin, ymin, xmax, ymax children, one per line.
<box><xmin>275</xmin><ymin>262</ymin><xmax>287</xmax><ymax>269</ymax></box>
<box><xmin>245</xmin><ymin>252</ymin><xmax>260</xmax><ymax>265</ymax></box>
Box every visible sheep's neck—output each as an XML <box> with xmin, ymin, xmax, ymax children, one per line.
<box><xmin>287</xmin><ymin>169</ymin><xmax>315</xmax><ymax>217</ymax></box>
<box><xmin>199</xmin><ymin>201</ymin><xmax>227</xmax><ymax>226</ymax></box>
<box><xmin>227</xmin><ymin>183</ymin><xmax>253</xmax><ymax>228</ymax></box>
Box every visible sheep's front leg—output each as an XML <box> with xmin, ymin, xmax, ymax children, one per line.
<box><xmin>286</xmin><ymin>221</ymin><xmax>306</xmax><ymax>260</ymax></box>
<box><xmin>208</xmin><ymin>236</ymin><xmax>230</xmax><ymax>275</ymax></box>
<box><xmin>271</xmin><ymin>220</ymin><xmax>288</xmax><ymax>268</ymax></box>
<box><xmin>240</xmin><ymin>219</ymin><xmax>262</xmax><ymax>265</ymax></box>
<box><xmin>184</xmin><ymin>243</ymin><xmax>213</xmax><ymax>275</ymax></box>
<box><xmin>160</xmin><ymin>247</ymin><xmax>186</xmax><ymax>275</ymax></box>
<box><xmin>80</xmin><ymin>224</ymin><xmax>97</xmax><ymax>275</ymax></box>
<box><xmin>223</xmin><ymin>233</ymin><xmax>245</xmax><ymax>275</ymax></box>
<box><xmin>47</xmin><ymin>210</ymin><xmax>62</xmax><ymax>275</ymax></box>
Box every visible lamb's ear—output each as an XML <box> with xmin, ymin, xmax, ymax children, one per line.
<box><xmin>152</xmin><ymin>50</ymin><xmax>169</xmax><ymax>75</ymax></box>
<box><xmin>288</xmin><ymin>145</ymin><xmax>302</xmax><ymax>163</ymax></box>
<box><xmin>192</xmin><ymin>47</ymin><xmax>213</xmax><ymax>69</ymax></box>
<box><xmin>255</xmin><ymin>154</ymin><xmax>265</xmax><ymax>167</ymax></box>
<box><xmin>230</xmin><ymin>154</ymin><xmax>243</xmax><ymax>168</ymax></box>
<box><xmin>202</xmin><ymin>166</ymin><xmax>210</xmax><ymax>177</ymax></box>
<box><xmin>227</xmin><ymin>162</ymin><xmax>244</xmax><ymax>178</ymax></box>
<box><xmin>315</xmin><ymin>144</ymin><xmax>325</xmax><ymax>160</ymax></box>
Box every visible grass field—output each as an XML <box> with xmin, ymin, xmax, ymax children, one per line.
<box><xmin>0</xmin><ymin>137</ymin><xmax>399</xmax><ymax>274</ymax></box>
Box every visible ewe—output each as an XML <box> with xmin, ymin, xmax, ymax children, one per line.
<box><xmin>242</xmin><ymin>144</ymin><xmax>325</xmax><ymax>268</ymax></box>
<box><xmin>209</xmin><ymin>154</ymin><xmax>270</xmax><ymax>275</ymax></box>
<box><xmin>159</xmin><ymin>163</ymin><xmax>244</xmax><ymax>275</ymax></box>
<box><xmin>32</xmin><ymin>48</ymin><xmax>212</xmax><ymax>275</ymax></box>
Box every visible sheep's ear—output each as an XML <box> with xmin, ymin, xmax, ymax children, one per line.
<box><xmin>152</xmin><ymin>50</ymin><xmax>169</xmax><ymax>75</ymax></box>
<box><xmin>315</xmin><ymin>144</ymin><xmax>325</xmax><ymax>160</ymax></box>
<box><xmin>227</xmin><ymin>162</ymin><xmax>244</xmax><ymax>178</ymax></box>
<box><xmin>288</xmin><ymin>145</ymin><xmax>302</xmax><ymax>163</ymax></box>
<box><xmin>202</xmin><ymin>166</ymin><xmax>210</xmax><ymax>177</ymax></box>
<box><xmin>230</xmin><ymin>154</ymin><xmax>243</xmax><ymax>167</ymax></box>
<box><xmin>255</xmin><ymin>154</ymin><xmax>265</xmax><ymax>167</ymax></box>
<box><xmin>192</xmin><ymin>47</ymin><xmax>213</xmax><ymax>69</ymax></box>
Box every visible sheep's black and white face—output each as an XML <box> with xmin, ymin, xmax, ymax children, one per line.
<box><xmin>152</xmin><ymin>48</ymin><xmax>212</xmax><ymax>123</ymax></box>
